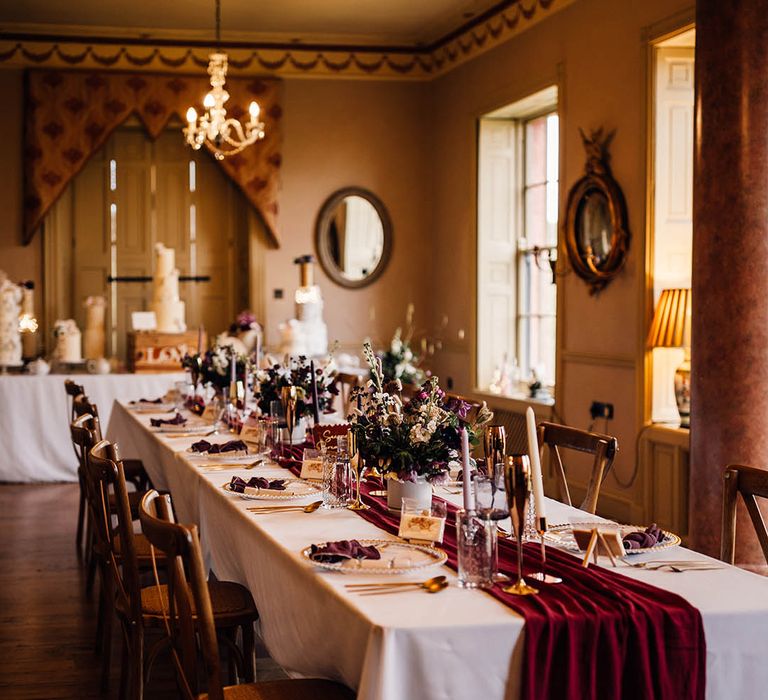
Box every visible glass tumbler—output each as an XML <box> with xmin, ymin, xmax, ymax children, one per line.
<box><xmin>455</xmin><ymin>509</ymin><xmax>496</xmax><ymax>589</ymax></box>
<box><xmin>322</xmin><ymin>450</ymin><xmax>351</xmax><ymax>509</ymax></box>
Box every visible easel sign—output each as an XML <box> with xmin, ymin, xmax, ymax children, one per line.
<box><xmin>573</xmin><ymin>525</ymin><xmax>626</xmax><ymax>567</ymax></box>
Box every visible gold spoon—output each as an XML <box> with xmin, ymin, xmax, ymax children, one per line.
<box><xmin>345</xmin><ymin>575</ymin><xmax>448</xmax><ymax>591</ymax></box>
<box><xmin>354</xmin><ymin>578</ymin><xmax>449</xmax><ymax>596</ymax></box>
<box><xmin>199</xmin><ymin>459</ymin><xmax>264</xmax><ymax>470</ymax></box>
<box><xmin>247</xmin><ymin>500</ymin><xmax>323</xmax><ymax>514</ymax></box>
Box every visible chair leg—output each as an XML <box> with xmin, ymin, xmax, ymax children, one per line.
<box><xmin>119</xmin><ymin>626</ymin><xmax>130</xmax><ymax>700</ymax></box>
<box><xmin>76</xmin><ymin>481</ymin><xmax>86</xmax><ymax>560</ymax></box>
<box><xmin>130</xmin><ymin>628</ymin><xmax>144</xmax><ymax>700</ymax></box>
<box><xmin>99</xmin><ymin>576</ymin><xmax>114</xmax><ymax>693</ymax></box>
<box><xmin>241</xmin><ymin>622</ymin><xmax>256</xmax><ymax>683</ymax></box>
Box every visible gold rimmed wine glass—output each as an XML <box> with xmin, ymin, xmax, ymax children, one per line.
<box><xmin>484</xmin><ymin>424</ymin><xmax>506</xmax><ymax>481</ymax></box>
<box><xmin>503</xmin><ymin>455</ymin><xmax>539</xmax><ymax>596</ymax></box>
<box><xmin>281</xmin><ymin>385</ymin><xmax>298</xmax><ymax>447</ymax></box>
<box><xmin>346</xmin><ymin>429</ymin><xmax>369</xmax><ymax>511</ymax></box>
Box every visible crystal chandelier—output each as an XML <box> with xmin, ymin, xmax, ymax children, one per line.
<box><xmin>184</xmin><ymin>0</ymin><xmax>265</xmax><ymax>160</ymax></box>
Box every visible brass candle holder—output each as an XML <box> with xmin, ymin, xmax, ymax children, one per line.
<box><xmin>346</xmin><ymin>429</ymin><xmax>369</xmax><ymax>511</ymax></box>
<box><xmin>503</xmin><ymin>455</ymin><xmax>539</xmax><ymax>596</ymax></box>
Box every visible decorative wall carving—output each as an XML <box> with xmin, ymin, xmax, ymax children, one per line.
<box><xmin>0</xmin><ymin>0</ymin><xmax>574</xmax><ymax>80</ymax></box>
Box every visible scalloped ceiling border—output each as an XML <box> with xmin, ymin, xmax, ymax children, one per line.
<box><xmin>0</xmin><ymin>0</ymin><xmax>574</xmax><ymax>80</ymax></box>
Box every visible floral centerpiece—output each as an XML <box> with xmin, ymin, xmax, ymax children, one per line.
<box><xmin>182</xmin><ymin>343</ymin><xmax>247</xmax><ymax>392</ymax></box>
<box><xmin>255</xmin><ymin>355</ymin><xmax>337</xmax><ymax>419</ymax></box>
<box><xmin>377</xmin><ymin>328</ymin><xmax>425</xmax><ymax>386</ymax></box>
<box><xmin>350</xmin><ymin>342</ymin><xmax>492</xmax><ymax>506</ymax></box>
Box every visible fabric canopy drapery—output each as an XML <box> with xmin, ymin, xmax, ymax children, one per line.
<box><xmin>23</xmin><ymin>69</ymin><xmax>282</xmax><ymax>246</ymax></box>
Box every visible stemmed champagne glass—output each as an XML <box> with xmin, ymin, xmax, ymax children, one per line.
<box><xmin>346</xmin><ymin>429</ymin><xmax>369</xmax><ymax>511</ymax></box>
<box><xmin>503</xmin><ymin>455</ymin><xmax>539</xmax><ymax>596</ymax></box>
<box><xmin>281</xmin><ymin>386</ymin><xmax>297</xmax><ymax>448</ymax></box>
<box><xmin>484</xmin><ymin>425</ymin><xmax>506</xmax><ymax>482</ymax></box>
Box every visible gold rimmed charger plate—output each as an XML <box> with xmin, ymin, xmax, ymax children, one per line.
<box><xmin>221</xmin><ymin>478</ymin><xmax>321</xmax><ymax>501</ymax></box>
<box><xmin>302</xmin><ymin>539</ymin><xmax>448</xmax><ymax>575</ymax></box>
<box><xmin>544</xmin><ymin>522</ymin><xmax>682</xmax><ymax>555</ymax></box>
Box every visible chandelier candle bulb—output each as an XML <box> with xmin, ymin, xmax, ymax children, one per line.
<box><xmin>461</xmin><ymin>427</ymin><xmax>474</xmax><ymax>512</ymax></box>
<box><xmin>525</xmin><ymin>407</ymin><xmax>546</xmax><ymax>525</ymax></box>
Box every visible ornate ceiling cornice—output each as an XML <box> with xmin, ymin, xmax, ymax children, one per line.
<box><xmin>0</xmin><ymin>0</ymin><xmax>574</xmax><ymax>80</ymax></box>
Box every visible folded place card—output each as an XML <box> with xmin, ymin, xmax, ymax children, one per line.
<box><xmin>300</xmin><ymin>456</ymin><xmax>324</xmax><ymax>480</ymax></box>
<box><xmin>201</xmin><ymin>403</ymin><xmax>218</xmax><ymax>422</ymax></box>
<box><xmin>239</xmin><ymin>414</ymin><xmax>261</xmax><ymax>442</ymax></box>
<box><xmin>398</xmin><ymin>512</ymin><xmax>446</xmax><ymax>545</ymax></box>
<box><xmin>572</xmin><ymin>525</ymin><xmax>626</xmax><ymax>559</ymax></box>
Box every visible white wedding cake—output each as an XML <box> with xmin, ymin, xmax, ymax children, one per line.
<box><xmin>53</xmin><ymin>319</ymin><xmax>82</xmax><ymax>363</ymax></box>
<box><xmin>291</xmin><ymin>255</ymin><xmax>328</xmax><ymax>357</ymax></box>
<box><xmin>0</xmin><ymin>272</ymin><xmax>22</xmax><ymax>366</ymax></box>
<box><xmin>151</xmin><ymin>243</ymin><xmax>186</xmax><ymax>333</ymax></box>
<box><xmin>83</xmin><ymin>295</ymin><xmax>107</xmax><ymax>359</ymax></box>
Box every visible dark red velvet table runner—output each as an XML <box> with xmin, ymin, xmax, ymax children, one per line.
<box><xmin>276</xmin><ymin>446</ymin><xmax>706</xmax><ymax>700</ymax></box>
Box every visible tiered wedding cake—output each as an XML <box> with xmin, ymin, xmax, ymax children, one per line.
<box><xmin>0</xmin><ymin>272</ymin><xmax>22</xmax><ymax>366</ymax></box>
<box><xmin>151</xmin><ymin>243</ymin><xmax>186</xmax><ymax>333</ymax></box>
<box><xmin>52</xmin><ymin>319</ymin><xmax>82</xmax><ymax>363</ymax></box>
<box><xmin>289</xmin><ymin>255</ymin><xmax>328</xmax><ymax>357</ymax></box>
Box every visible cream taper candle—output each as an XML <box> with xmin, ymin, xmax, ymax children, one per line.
<box><xmin>525</xmin><ymin>407</ymin><xmax>546</xmax><ymax>524</ymax></box>
<box><xmin>461</xmin><ymin>427</ymin><xmax>474</xmax><ymax>511</ymax></box>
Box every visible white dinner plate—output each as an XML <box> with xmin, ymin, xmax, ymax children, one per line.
<box><xmin>221</xmin><ymin>478</ymin><xmax>321</xmax><ymax>500</ymax></box>
<box><xmin>302</xmin><ymin>538</ymin><xmax>448</xmax><ymax>575</ymax></box>
<box><xmin>153</xmin><ymin>421</ymin><xmax>211</xmax><ymax>434</ymax></box>
<box><xmin>544</xmin><ymin>522</ymin><xmax>682</xmax><ymax>555</ymax></box>
<box><xmin>129</xmin><ymin>401</ymin><xmax>176</xmax><ymax>412</ymax></box>
<box><xmin>186</xmin><ymin>447</ymin><xmax>255</xmax><ymax>461</ymax></box>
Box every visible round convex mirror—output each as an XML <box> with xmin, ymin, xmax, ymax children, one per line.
<box><xmin>315</xmin><ymin>187</ymin><xmax>392</xmax><ymax>288</ymax></box>
<box><xmin>577</xmin><ymin>189</ymin><xmax>612</xmax><ymax>265</ymax></box>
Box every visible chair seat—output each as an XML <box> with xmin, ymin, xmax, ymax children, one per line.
<box><xmin>118</xmin><ymin>580</ymin><xmax>258</xmax><ymax>622</ymax></box>
<box><xmin>200</xmin><ymin>679</ymin><xmax>355</xmax><ymax>700</ymax></box>
<box><xmin>113</xmin><ymin>531</ymin><xmax>164</xmax><ymax>562</ymax></box>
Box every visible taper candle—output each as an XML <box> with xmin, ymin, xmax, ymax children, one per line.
<box><xmin>525</xmin><ymin>407</ymin><xmax>546</xmax><ymax>523</ymax></box>
<box><xmin>310</xmin><ymin>360</ymin><xmax>321</xmax><ymax>425</ymax></box>
<box><xmin>461</xmin><ymin>427</ymin><xmax>474</xmax><ymax>511</ymax></box>
<box><xmin>230</xmin><ymin>351</ymin><xmax>236</xmax><ymax>384</ymax></box>
<box><xmin>197</xmin><ymin>325</ymin><xmax>203</xmax><ymax>355</ymax></box>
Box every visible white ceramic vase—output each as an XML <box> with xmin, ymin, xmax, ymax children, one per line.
<box><xmin>386</xmin><ymin>476</ymin><xmax>432</xmax><ymax>511</ymax></box>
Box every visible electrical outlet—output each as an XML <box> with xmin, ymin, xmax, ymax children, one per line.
<box><xmin>589</xmin><ymin>401</ymin><xmax>614</xmax><ymax>420</ymax></box>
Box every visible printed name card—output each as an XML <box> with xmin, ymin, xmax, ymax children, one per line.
<box><xmin>239</xmin><ymin>414</ymin><xmax>261</xmax><ymax>442</ymax></box>
<box><xmin>201</xmin><ymin>403</ymin><xmax>218</xmax><ymax>423</ymax></box>
<box><xmin>398</xmin><ymin>511</ymin><xmax>446</xmax><ymax>545</ymax></box>
<box><xmin>300</xmin><ymin>455</ymin><xmax>324</xmax><ymax>481</ymax></box>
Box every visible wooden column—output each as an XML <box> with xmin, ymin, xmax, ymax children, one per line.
<box><xmin>690</xmin><ymin>0</ymin><xmax>768</xmax><ymax>566</ymax></box>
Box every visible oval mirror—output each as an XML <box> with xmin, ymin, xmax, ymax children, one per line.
<box><xmin>315</xmin><ymin>187</ymin><xmax>392</xmax><ymax>288</ymax></box>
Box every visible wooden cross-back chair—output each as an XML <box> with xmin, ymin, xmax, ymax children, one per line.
<box><xmin>332</xmin><ymin>372</ymin><xmax>361</xmax><ymax>418</ymax></box>
<box><xmin>66</xmin><ymin>381</ymin><xmax>88</xmax><ymax>556</ymax></box>
<box><xmin>88</xmin><ymin>440</ymin><xmax>259</xmax><ymax>700</ymax></box>
<box><xmin>139</xmin><ymin>489</ymin><xmax>355</xmax><ymax>700</ymax></box>
<box><xmin>536</xmin><ymin>421</ymin><xmax>619</xmax><ymax>514</ymax></box>
<box><xmin>721</xmin><ymin>464</ymin><xmax>768</xmax><ymax>566</ymax></box>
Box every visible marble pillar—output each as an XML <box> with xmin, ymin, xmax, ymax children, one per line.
<box><xmin>690</xmin><ymin>0</ymin><xmax>768</xmax><ymax>566</ymax></box>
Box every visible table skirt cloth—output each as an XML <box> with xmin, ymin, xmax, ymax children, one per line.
<box><xmin>0</xmin><ymin>372</ymin><xmax>183</xmax><ymax>482</ymax></box>
<box><xmin>107</xmin><ymin>401</ymin><xmax>768</xmax><ymax>700</ymax></box>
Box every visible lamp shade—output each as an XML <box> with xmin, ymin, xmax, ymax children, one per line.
<box><xmin>647</xmin><ymin>288</ymin><xmax>691</xmax><ymax>348</ymax></box>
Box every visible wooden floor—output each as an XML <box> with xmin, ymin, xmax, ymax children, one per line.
<box><xmin>0</xmin><ymin>483</ymin><xmax>286</xmax><ymax>699</ymax></box>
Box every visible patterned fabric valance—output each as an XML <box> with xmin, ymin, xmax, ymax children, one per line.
<box><xmin>23</xmin><ymin>69</ymin><xmax>282</xmax><ymax>246</ymax></box>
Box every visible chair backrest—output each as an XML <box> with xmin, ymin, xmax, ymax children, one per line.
<box><xmin>73</xmin><ymin>393</ymin><xmax>100</xmax><ymax>421</ymax></box>
<box><xmin>332</xmin><ymin>372</ymin><xmax>361</xmax><ymax>417</ymax></box>
<box><xmin>140</xmin><ymin>489</ymin><xmax>222</xmax><ymax>700</ymax></box>
<box><xmin>721</xmin><ymin>464</ymin><xmax>768</xmax><ymax>565</ymax></box>
<box><xmin>70</xmin><ymin>411</ymin><xmax>102</xmax><ymax>477</ymax></box>
<box><xmin>87</xmin><ymin>439</ymin><xmax>143</xmax><ymax>627</ymax></box>
<box><xmin>537</xmin><ymin>421</ymin><xmax>618</xmax><ymax>514</ymax></box>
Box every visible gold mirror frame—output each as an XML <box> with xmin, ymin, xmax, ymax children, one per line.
<box><xmin>314</xmin><ymin>187</ymin><xmax>393</xmax><ymax>289</ymax></box>
<box><xmin>563</xmin><ymin>128</ymin><xmax>630</xmax><ymax>294</ymax></box>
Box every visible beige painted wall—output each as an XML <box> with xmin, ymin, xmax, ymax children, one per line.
<box><xmin>427</xmin><ymin>0</ymin><xmax>693</xmax><ymax>523</ymax></box>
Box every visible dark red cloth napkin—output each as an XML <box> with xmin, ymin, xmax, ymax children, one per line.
<box><xmin>309</xmin><ymin>539</ymin><xmax>381</xmax><ymax>564</ymax></box>
<box><xmin>275</xmin><ymin>445</ymin><xmax>706</xmax><ymax>700</ymax></box>
<box><xmin>191</xmin><ymin>439</ymin><xmax>248</xmax><ymax>454</ymax></box>
<box><xmin>150</xmin><ymin>412</ymin><xmax>186</xmax><ymax>427</ymax></box>
<box><xmin>228</xmin><ymin>476</ymin><xmax>286</xmax><ymax>492</ymax></box>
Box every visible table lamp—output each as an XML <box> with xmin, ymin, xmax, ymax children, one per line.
<box><xmin>647</xmin><ymin>288</ymin><xmax>692</xmax><ymax>427</ymax></box>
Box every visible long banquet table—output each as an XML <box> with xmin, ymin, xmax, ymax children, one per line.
<box><xmin>0</xmin><ymin>372</ymin><xmax>184</xmax><ymax>482</ymax></box>
<box><xmin>108</xmin><ymin>400</ymin><xmax>768</xmax><ymax>700</ymax></box>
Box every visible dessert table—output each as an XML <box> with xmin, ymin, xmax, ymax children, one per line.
<box><xmin>108</xmin><ymin>400</ymin><xmax>768</xmax><ymax>700</ymax></box>
<box><xmin>0</xmin><ymin>372</ymin><xmax>184</xmax><ymax>482</ymax></box>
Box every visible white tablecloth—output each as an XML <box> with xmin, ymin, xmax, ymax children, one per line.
<box><xmin>0</xmin><ymin>373</ymin><xmax>184</xmax><ymax>482</ymax></box>
<box><xmin>108</xmin><ymin>401</ymin><xmax>768</xmax><ymax>700</ymax></box>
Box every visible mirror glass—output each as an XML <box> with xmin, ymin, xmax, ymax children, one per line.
<box><xmin>577</xmin><ymin>189</ymin><xmax>612</xmax><ymax>265</ymax></box>
<box><xmin>316</xmin><ymin>188</ymin><xmax>392</xmax><ymax>288</ymax></box>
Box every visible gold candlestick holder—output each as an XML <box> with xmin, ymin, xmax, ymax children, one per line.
<box><xmin>528</xmin><ymin>516</ymin><xmax>562</xmax><ymax>584</ymax></box>
<box><xmin>280</xmin><ymin>385</ymin><xmax>297</xmax><ymax>448</ymax></box>
<box><xmin>503</xmin><ymin>455</ymin><xmax>539</xmax><ymax>596</ymax></box>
